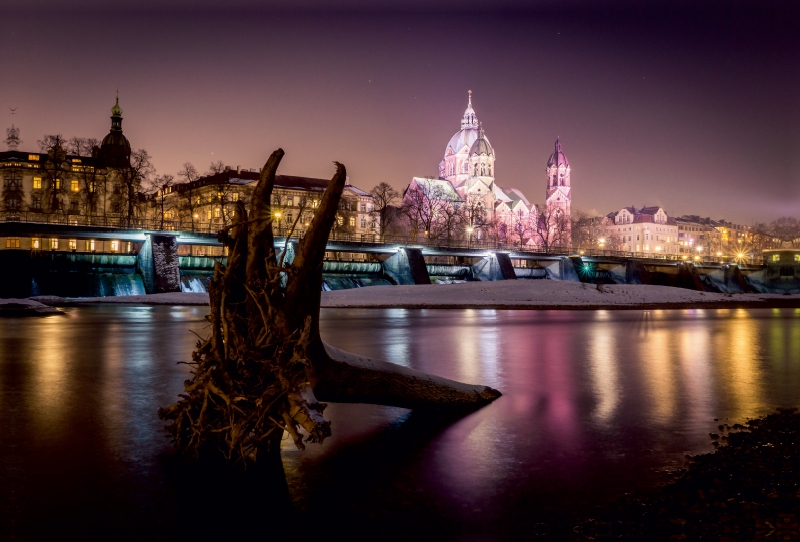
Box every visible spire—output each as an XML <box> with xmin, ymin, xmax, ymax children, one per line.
<box><xmin>110</xmin><ymin>93</ymin><xmax>123</xmax><ymax>132</ymax></box>
<box><xmin>461</xmin><ymin>90</ymin><xmax>479</xmax><ymax>130</ymax></box>
<box><xmin>555</xmin><ymin>138</ymin><xmax>562</xmax><ymax>154</ymax></box>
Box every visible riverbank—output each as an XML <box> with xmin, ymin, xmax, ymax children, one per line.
<box><xmin>0</xmin><ymin>298</ymin><xmax>63</xmax><ymax>316</ymax></box>
<box><xmin>22</xmin><ymin>281</ymin><xmax>800</xmax><ymax>309</ymax></box>
<box><xmin>567</xmin><ymin>408</ymin><xmax>800</xmax><ymax>540</ymax></box>
<box><xmin>320</xmin><ymin>281</ymin><xmax>799</xmax><ymax>310</ymax></box>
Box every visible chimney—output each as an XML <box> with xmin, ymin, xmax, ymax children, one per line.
<box><xmin>225</xmin><ymin>165</ymin><xmax>231</xmax><ymax>171</ymax></box>
<box><xmin>236</xmin><ymin>165</ymin><xmax>240</xmax><ymax>174</ymax></box>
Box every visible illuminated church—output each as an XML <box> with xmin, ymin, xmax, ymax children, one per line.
<box><xmin>404</xmin><ymin>91</ymin><xmax>572</xmax><ymax>245</ymax></box>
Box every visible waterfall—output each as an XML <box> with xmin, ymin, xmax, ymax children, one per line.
<box><xmin>181</xmin><ymin>276</ymin><xmax>208</xmax><ymax>293</ymax></box>
<box><xmin>321</xmin><ymin>276</ymin><xmax>393</xmax><ymax>290</ymax></box>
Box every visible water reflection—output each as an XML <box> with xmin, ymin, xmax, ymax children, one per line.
<box><xmin>588</xmin><ymin>319</ymin><xmax>619</xmax><ymax>425</ymax></box>
<box><xmin>1</xmin><ymin>306</ymin><xmax>799</xmax><ymax>540</ymax></box>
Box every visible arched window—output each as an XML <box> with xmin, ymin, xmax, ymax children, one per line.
<box><xmin>474</xmin><ymin>164</ymin><xmax>478</xmax><ymax>176</ymax></box>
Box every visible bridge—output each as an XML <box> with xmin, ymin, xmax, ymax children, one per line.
<box><xmin>0</xmin><ymin>219</ymin><xmax>794</xmax><ymax>298</ymax></box>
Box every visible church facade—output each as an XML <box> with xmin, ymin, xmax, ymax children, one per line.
<box><xmin>403</xmin><ymin>92</ymin><xmax>571</xmax><ymax>247</ymax></box>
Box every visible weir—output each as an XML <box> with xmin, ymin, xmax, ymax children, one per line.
<box><xmin>1</xmin><ymin>224</ymin><xmax>797</xmax><ymax>296</ymax></box>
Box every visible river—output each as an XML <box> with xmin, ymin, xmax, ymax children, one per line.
<box><xmin>1</xmin><ymin>306</ymin><xmax>799</xmax><ymax>540</ymax></box>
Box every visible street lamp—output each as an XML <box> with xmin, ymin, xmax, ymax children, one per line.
<box><xmin>467</xmin><ymin>226</ymin><xmax>474</xmax><ymax>248</ymax></box>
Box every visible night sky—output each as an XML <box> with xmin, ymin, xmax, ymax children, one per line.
<box><xmin>2</xmin><ymin>1</ymin><xmax>798</xmax><ymax>224</ymax></box>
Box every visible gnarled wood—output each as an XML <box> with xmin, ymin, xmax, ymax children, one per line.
<box><xmin>159</xmin><ymin>149</ymin><xmax>500</xmax><ymax>465</ymax></box>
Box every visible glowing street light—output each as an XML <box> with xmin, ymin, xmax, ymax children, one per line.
<box><xmin>466</xmin><ymin>226</ymin><xmax>474</xmax><ymax>248</ymax></box>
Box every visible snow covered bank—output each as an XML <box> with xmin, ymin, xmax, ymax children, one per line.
<box><xmin>321</xmin><ymin>281</ymin><xmax>800</xmax><ymax>309</ymax></box>
<box><xmin>60</xmin><ymin>292</ymin><xmax>210</xmax><ymax>305</ymax></box>
<box><xmin>0</xmin><ymin>298</ymin><xmax>64</xmax><ymax>316</ymax></box>
<box><xmin>13</xmin><ymin>281</ymin><xmax>799</xmax><ymax>309</ymax></box>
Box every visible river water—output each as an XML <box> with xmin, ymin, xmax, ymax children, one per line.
<box><xmin>1</xmin><ymin>306</ymin><xmax>799</xmax><ymax>540</ymax></box>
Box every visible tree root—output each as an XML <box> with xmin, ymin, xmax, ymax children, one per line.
<box><xmin>159</xmin><ymin>149</ymin><xmax>501</xmax><ymax>466</ymax></box>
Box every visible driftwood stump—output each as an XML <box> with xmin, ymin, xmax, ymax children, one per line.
<box><xmin>159</xmin><ymin>149</ymin><xmax>501</xmax><ymax>463</ymax></box>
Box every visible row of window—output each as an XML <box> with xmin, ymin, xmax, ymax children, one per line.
<box><xmin>5</xmin><ymin>237</ymin><xmax>126</xmax><ymax>252</ymax></box>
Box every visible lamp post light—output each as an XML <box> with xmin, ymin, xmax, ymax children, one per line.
<box><xmin>467</xmin><ymin>226</ymin><xmax>474</xmax><ymax>248</ymax></box>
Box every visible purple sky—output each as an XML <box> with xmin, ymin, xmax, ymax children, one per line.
<box><xmin>2</xmin><ymin>2</ymin><xmax>798</xmax><ymax>224</ymax></box>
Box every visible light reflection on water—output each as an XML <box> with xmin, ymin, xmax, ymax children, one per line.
<box><xmin>1</xmin><ymin>306</ymin><xmax>799</xmax><ymax>540</ymax></box>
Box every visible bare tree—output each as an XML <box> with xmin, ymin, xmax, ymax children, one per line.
<box><xmin>330</xmin><ymin>197</ymin><xmax>356</xmax><ymax>239</ymax></box>
<box><xmin>571</xmin><ymin>210</ymin><xmax>603</xmax><ymax>250</ymax></box>
<box><xmin>435</xmin><ymin>200</ymin><xmax>466</xmax><ymax>245</ymax></box>
<box><xmin>750</xmin><ymin>222</ymin><xmax>778</xmax><ymax>251</ymax></box>
<box><xmin>369</xmin><ymin>182</ymin><xmax>399</xmax><ymax>239</ymax></box>
<box><xmin>401</xmin><ymin>179</ymin><xmax>454</xmax><ymax>240</ymax></box>
<box><xmin>110</xmin><ymin>148</ymin><xmax>154</xmax><ymax>227</ymax></box>
<box><xmin>68</xmin><ymin>137</ymin><xmax>105</xmax><ymax>221</ymax></box>
<box><xmin>532</xmin><ymin>202</ymin><xmax>571</xmax><ymax>252</ymax></box>
<box><xmin>177</xmin><ymin>162</ymin><xmax>202</xmax><ymax>230</ymax></box>
<box><xmin>150</xmin><ymin>173</ymin><xmax>176</xmax><ymax>229</ymax></box>
<box><xmin>38</xmin><ymin>134</ymin><xmax>70</xmax><ymax>215</ymax></box>
<box><xmin>206</xmin><ymin>160</ymin><xmax>226</xmax><ymax>176</ymax></box>
<box><xmin>511</xmin><ymin>209</ymin><xmax>531</xmax><ymax>246</ymax></box>
<box><xmin>769</xmin><ymin>217</ymin><xmax>800</xmax><ymax>247</ymax></box>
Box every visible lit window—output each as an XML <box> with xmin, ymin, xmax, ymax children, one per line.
<box><xmin>110</xmin><ymin>241</ymin><xmax>119</xmax><ymax>252</ymax></box>
<box><xmin>207</xmin><ymin>210</ymin><xmax>212</xmax><ymax>220</ymax></box>
<box><xmin>232</xmin><ymin>192</ymin><xmax>239</xmax><ymax>202</ymax></box>
<box><xmin>32</xmin><ymin>238</ymin><xmax>41</xmax><ymax>249</ymax></box>
<box><xmin>71</xmin><ymin>179</ymin><xmax>79</xmax><ymax>192</ymax></box>
<box><xmin>349</xmin><ymin>217</ymin><xmax>355</xmax><ymax>227</ymax></box>
<box><xmin>126</xmin><ymin>242</ymin><xmax>131</xmax><ymax>252</ymax></box>
<box><xmin>772</xmin><ymin>254</ymin><xmax>780</xmax><ymax>262</ymax></box>
<box><xmin>68</xmin><ymin>239</ymin><xmax>77</xmax><ymax>250</ymax></box>
<box><xmin>71</xmin><ymin>158</ymin><xmax>81</xmax><ymax>164</ymax></box>
<box><xmin>214</xmin><ymin>207</ymin><xmax>221</xmax><ymax>218</ymax></box>
<box><xmin>54</xmin><ymin>179</ymin><xmax>61</xmax><ymax>190</ymax></box>
<box><xmin>50</xmin><ymin>238</ymin><xmax>59</xmax><ymax>250</ymax></box>
<box><xmin>337</xmin><ymin>216</ymin><xmax>343</xmax><ymax>226</ymax></box>
<box><xmin>33</xmin><ymin>177</ymin><xmax>42</xmax><ymax>189</ymax></box>
<box><xmin>6</xmin><ymin>238</ymin><xmax>20</xmax><ymax>248</ymax></box>
<box><xmin>85</xmin><ymin>240</ymin><xmax>95</xmax><ymax>251</ymax></box>
<box><xmin>28</xmin><ymin>154</ymin><xmax>40</xmax><ymax>161</ymax></box>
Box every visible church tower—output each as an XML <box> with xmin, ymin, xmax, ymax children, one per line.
<box><xmin>544</xmin><ymin>138</ymin><xmax>571</xmax><ymax>244</ymax></box>
<box><xmin>439</xmin><ymin>91</ymin><xmax>486</xmax><ymax>188</ymax></box>
<box><xmin>100</xmin><ymin>93</ymin><xmax>132</xmax><ymax>168</ymax></box>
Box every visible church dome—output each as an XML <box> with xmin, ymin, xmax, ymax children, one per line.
<box><xmin>470</xmin><ymin>133</ymin><xmax>493</xmax><ymax>156</ymax></box>
<box><xmin>445</xmin><ymin>127</ymin><xmax>479</xmax><ymax>155</ymax></box>
<box><xmin>547</xmin><ymin>138</ymin><xmax>569</xmax><ymax>168</ymax></box>
<box><xmin>101</xmin><ymin>131</ymin><xmax>130</xmax><ymax>149</ymax></box>
<box><xmin>444</xmin><ymin>91</ymin><xmax>482</xmax><ymax>155</ymax></box>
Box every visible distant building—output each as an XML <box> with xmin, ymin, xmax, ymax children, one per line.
<box><xmin>677</xmin><ymin>215</ymin><xmax>750</xmax><ymax>258</ymax></box>
<box><xmin>0</xmin><ymin>95</ymin><xmax>146</xmax><ymax>252</ymax></box>
<box><xmin>152</xmin><ymin>168</ymin><xmax>380</xmax><ymax>255</ymax></box>
<box><xmin>603</xmin><ymin>206</ymin><xmax>679</xmax><ymax>256</ymax></box>
<box><xmin>403</xmin><ymin>91</ymin><xmax>572</xmax><ymax>247</ymax></box>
